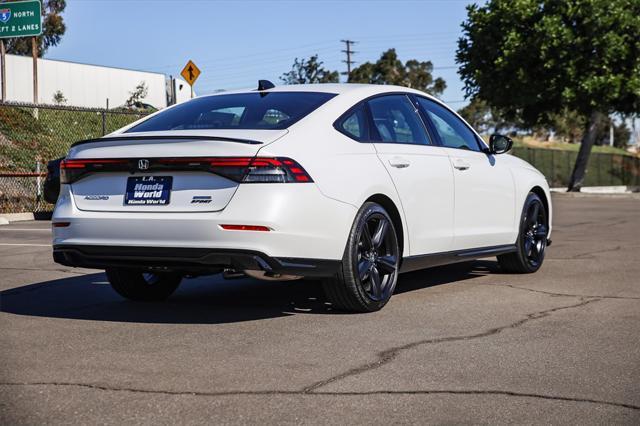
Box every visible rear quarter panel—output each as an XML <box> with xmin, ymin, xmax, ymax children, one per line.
<box><xmin>256</xmin><ymin>88</ymin><xmax>412</xmax><ymax>256</ymax></box>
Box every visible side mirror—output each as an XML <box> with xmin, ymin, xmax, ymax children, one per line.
<box><xmin>489</xmin><ymin>134</ymin><xmax>513</xmax><ymax>155</ymax></box>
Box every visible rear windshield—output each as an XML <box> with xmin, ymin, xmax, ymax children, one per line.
<box><xmin>126</xmin><ymin>92</ymin><xmax>336</xmax><ymax>132</ymax></box>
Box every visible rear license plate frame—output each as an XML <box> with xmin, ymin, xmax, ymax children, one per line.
<box><xmin>124</xmin><ymin>176</ymin><xmax>173</xmax><ymax>206</ymax></box>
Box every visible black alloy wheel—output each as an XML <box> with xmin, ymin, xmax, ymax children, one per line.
<box><xmin>355</xmin><ymin>213</ymin><xmax>399</xmax><ymax>302</ymax></box>
<box><xmin>522</xmin><ymin>199</ymin><xmax>548</xmax><ymax>268</ymax></box>
<box><xmin>498</xmin><ymin>192</ymin><xmax>548</xmax><ymax>273</ymax></box>
<box><xmin>106</xmin><ymin>268</ymin><xmax>183</xmax><ymax>301</ymax></box>
<box><xmin>323</xmin><ymin>202</ymin><xmax>400</xmax><ymax>312</ymax></box>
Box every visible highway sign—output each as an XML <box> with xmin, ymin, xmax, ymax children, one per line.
<box><xmin>0</xmin><ymin>0</ymin><xmax>42</xmax><ymax>39</ymax></box>
<box><xmin>180</xmin><ymin>60</ymin><xmax>201</xmax><ymax>86</ymax></box>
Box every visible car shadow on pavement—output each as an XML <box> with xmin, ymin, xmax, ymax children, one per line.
<box><xmin>0</xmin><ymin>261</ymin><xmax>498</xmax><ymax>324</ymax></box>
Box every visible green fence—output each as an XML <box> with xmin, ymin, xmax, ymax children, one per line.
<box><xmin>511</xmin><ymin>147</ymin><xmax>640</xmax><ymax>188</ymax></box>
<box><xmin>0</xmin><ymin>102</ymin><xmax>149</xmax><ymax>213</ymax></box>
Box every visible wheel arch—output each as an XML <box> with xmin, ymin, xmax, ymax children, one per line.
<box><xmin>530</xmin><ymin>185</ymin><xmax>550</xmax><ymax>225</ymax></box>
<box><xmin>365</xmin><ymin>193</ymin><xmax>406</xmax><ymax>258</ymax></box>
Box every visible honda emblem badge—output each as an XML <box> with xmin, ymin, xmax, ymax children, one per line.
<box><xmin>138</xmin><ymin>159</ymin><xmax>150</xmax><ymax>171</ymax></box>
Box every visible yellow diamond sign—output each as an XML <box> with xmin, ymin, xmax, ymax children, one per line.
<box><xmin>180</xmin><ymin>60</ymin><xmax>201</xmax><ymax>86</ymax></box>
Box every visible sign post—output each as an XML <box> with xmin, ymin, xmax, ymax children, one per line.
<box><xmin>32</xmin><ymin>36</ymin><xmax>37</xmax><ymax>104</ymax></box>
<box><xmin>0</xmin><ymin>0</ymin><xmax>43</xmax><ymax>104</ymax></box>
<box><xmin>0</xmin><ymin>40</ymin><xmax>5</xmax><ymax>102</ymax></box>
<box><xmin>180</xmin><ymin>60</ymin><xmax>201</xmax><ymax>99</ymax></box>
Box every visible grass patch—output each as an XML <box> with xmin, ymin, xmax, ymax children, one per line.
<box><xmin>0</xmin><ymin>105</ymin><xmax>145</xmax><ymax>172</ymax></box>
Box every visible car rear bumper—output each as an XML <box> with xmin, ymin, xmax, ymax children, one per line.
<box><xmin>52</xmin><ymin>183</ymin><xmax>357</xmax><ymax>260</ymax></box>
<box><xmin>53</xmin><ymin>244</ymin><xmax>341</xmax><ymax>277</ymax></box>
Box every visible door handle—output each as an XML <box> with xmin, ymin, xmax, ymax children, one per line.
<box><xmin>453</xmin><ymin>159</ymin><xmax>471</xmax><ymax>171</ymax></box>
<box><xmin>389</xmin><ymin>157</ymin><xmax>410</xmax><ymax>168</ymax></box>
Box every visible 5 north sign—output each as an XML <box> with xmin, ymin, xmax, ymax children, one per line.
<box><xmin>0</xmin><ymin>0</ymin><xmax>42</xmax><ymax>38</ymax></box>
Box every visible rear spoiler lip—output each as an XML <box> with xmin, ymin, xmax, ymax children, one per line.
<box><xmin>71</xmin><ymin>135</ymin><xmax>263</xmax><ymax>148</ymax></box>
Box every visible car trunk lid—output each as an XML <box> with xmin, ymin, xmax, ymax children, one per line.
<box><xmin>68</xmin><ymin>131</ymin><xmax>286</xmax><ymax>213</ymax></box>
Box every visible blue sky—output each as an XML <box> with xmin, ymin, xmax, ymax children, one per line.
<box><xmin>47</xmin><ymin>0</ymin><xmax>477</xmax><ymax>106</ymax></box>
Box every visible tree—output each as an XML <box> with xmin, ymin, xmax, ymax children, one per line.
<box><xmin>457</xmin><ymin>97</ymin><xmax>518</xmax><ymax>134</ymax></box>
<box><xmin>549</xmin><ymin>109</ymin><xmax>586</xmax><ymax>144</ymax></box>
<box><xmin>350</xmin><ymin>49</ymin><xmax>446</xmax><ymax>97</ymax></box>
<box><xmin>125</xmin><ymin>82</ymin><xmax>148</xmax><ymax>109</ymax></box>
<box><xmin>594</xmin><ymin>116</ymin><xmax>631</xmax><ymax>148</ymax></box>
<box><xmin>52</xmin><ymin>90</ymin><xmax>66</xmax><ymax>105</ymax></box>
<box><xmin>457</xmin><ymin>0</ymin><xmax>640</xmax><ymax>191</ymax></box>
<box><xmin>280</xmin><ymin>55</ymin><xmax>339</xmax><ymax>84</ymax></box>
<box><xmin>3</xmin><ymin>0</ymin><xmax>66</xmax><ymax>57</ymax></box>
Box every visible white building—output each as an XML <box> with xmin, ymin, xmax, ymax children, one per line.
<box><xmin>0</xmin><ymin>54</ymin><xmax>192</xmax><ymax>108</ymax></box>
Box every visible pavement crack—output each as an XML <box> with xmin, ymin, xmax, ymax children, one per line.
<box><xmin>302</xmin><ymin>298</ymin><xmax>601</xmax><ymax>393</ymax></box>
<box><xmin>0</xmin><ymin>382</ymin><xmax>637</xmax><ymax>411</ymax></box>
<box><xmin>0</xmin><ymin>381</ymin><xmax>298</xmax><ymax>397</ymax></box>
<box><xmin>0</xmin><ymin>267</ymin><xmax>78</xmax><ymax>272</ymax></box>
<box><xmin>0</xmin><ymin>267</ymin><xmax>87</xmax><ymax>275</ymax></box>
<box><xmin>327</xmin><ymin>390</ymin><xmax>640</xmax><ymax>411</ymax></box>
<box><xmin>487</xmin><ymin>283</ymin><xmax>640</xmax><ymax>300</ymax></box>
<box><xmin>557</xmin><ymin>245</ymin><xmax>622</xmax><ymax>260</ymax></box>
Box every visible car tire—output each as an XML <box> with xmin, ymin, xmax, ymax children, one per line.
<box><xmin>106</xmin><ymin>268</ymin><xmax>182</xmax><ymax>301</ymax></box>
<box><xmin>323</xmin><ymin>202</ymin><xmax>400</xmax><ymax>313</ymax></box>
<box><xmin>498</xmin><ymin>192</ymin><xmax>548</xmax><ymax>273</ymax></box>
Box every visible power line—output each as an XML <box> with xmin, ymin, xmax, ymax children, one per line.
<box><xmin>153</xmin><ymin>41</ymin><xmax>339</xmax><ymax>71</ymax></box>
<box><xmin>341</xmin><ymin>39</ymin><xmax>357</xmax><ymax>81</ymax></box>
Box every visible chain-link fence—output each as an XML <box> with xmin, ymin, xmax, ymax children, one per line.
<box><xmin>0</xmin><ymin>102</ymin><xmax>149</xmax><ymax>213</ymax></box>
<box><xmin>511</xmin><ymin>147</ymin><xmax>640</xmax><ymax>188</ymax></box>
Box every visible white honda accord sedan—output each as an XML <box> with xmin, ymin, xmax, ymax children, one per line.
<box><xmin>52</xmin><ymin>82</ymin><xmax>552</xmax><ymax>312</ymax></box>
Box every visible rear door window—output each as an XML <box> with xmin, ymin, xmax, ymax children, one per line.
<box><xmin>336</xmin><ymin>103</ymin><xmax>369</xmax><ymax>141</ymax></box>
<box><xmin>367</xmin><ymin>95</ymin><xmax>430</xmax><ymax>145</ymax></box>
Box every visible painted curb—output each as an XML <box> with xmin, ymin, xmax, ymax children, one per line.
<box><xmin>551</xmin><ymin>186</ymin><xmax>639</xmax><ymax>194</ymax></box>
<box><xmin>0</xmin><ymin>212</ymin><xmax>36</xmax><ymax>225</ymax></box>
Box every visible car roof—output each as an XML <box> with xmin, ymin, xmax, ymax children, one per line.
<box><xmin>200</xmin><ymin>83</ymin><xmax>436</xmax><ymax>100</ymax></box>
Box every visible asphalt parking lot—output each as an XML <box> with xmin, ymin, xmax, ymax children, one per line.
<box><xmin>0</xmin><ymin>194</ymin><xmax>639</xmax><ymax>424</ymax></box>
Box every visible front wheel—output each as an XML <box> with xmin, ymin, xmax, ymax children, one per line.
<box><xmin>106</xmin><ymin>268</ymin><xmax>182</xmax><ymax>301</ymax></box>
<box><xmin>323</xmin><ymin>202</ymin><xmax>400</xmax><ymax>312</ymax></box>
<box><xmin>498</xmin><ymin>192</ymin><xmax>548</xmax><ymax>273</ymax></box>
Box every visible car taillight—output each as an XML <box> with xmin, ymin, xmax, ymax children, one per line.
<box><xmin>243</xmin><ymin>157</ymin><xmax>310</xmax><ymax>183</ymax></box>
<box><xmin>204</xmin><ymin>157</ymin><xmax>312</xmax><ymax>183</ymax></box>
<box><xmin>60</xmin><ymin>159</ymin><xmax>128</xmax><ymax>184</ymax></box>
<box><xmin>59</xmin><ymin>156</ymin><xmax>312</xmax><ymax>184</ymax></box>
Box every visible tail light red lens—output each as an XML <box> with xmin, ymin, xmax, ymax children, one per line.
<box><xmin>60</xmin><ymin>159</ymin><xmax>128</xmax><ymax>184</ymax></box>
<box><xmin>158</xmin><ymin>157</ymin><xmax>312</xmax><ymax>183</ymax></box>
<box><xmin>240</xmin><ymin>157</ymin><xmax>313</xmax><ymax>183</ymax></box>
<box><xmin>59</xmin><ymin>157</ymin><xmax>312</xmax><ymax>184</ymax></box>
<box><xmin>220</xmin><ymin>224</ymin><xmax>271</xmax><ymax>231</ymax></box>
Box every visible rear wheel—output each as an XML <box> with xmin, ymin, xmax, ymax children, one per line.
<box><xmin>323</xmin><ymin>202</ymin><xmax>400</xmax><ymax>312</ymax></box>
<box><xmin>106</xmin><ymin>268</ymin><xmax>182</xmax><ymax>301</ymax></box>
<box><xmin>498</xmin><ymin>192</ymin><xmax>548</xmax><ymax>273</ymax></box>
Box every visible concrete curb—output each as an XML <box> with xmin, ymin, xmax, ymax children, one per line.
<box><xmin>551</xmin><ymin>185</ymin><xmax>639</xmax><ymax>194</ymax></box>
<box><xmin>0</xmin><ymin>212</ymin><xmax>36</xmax><ymax>225</ymax></box>
<box><xmin>551</xmin><ymin>191</ymin><xmax>640</xmax><ymax>199</ymax></box>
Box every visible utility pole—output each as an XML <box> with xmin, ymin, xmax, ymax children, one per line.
<box><xmin>341</xmin><ymin>39</ymin><xmax>357</xmax><ymax>82</ymax></box>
